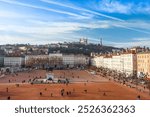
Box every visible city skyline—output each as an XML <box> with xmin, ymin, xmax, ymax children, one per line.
<box><xmin>0</xmin><ymin>0</ymin><xmax>150</xmax><ymax>47</ymax></box>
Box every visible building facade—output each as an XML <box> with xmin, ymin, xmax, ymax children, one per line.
<box><xmin>25</xmin><ymin>54</ymin><xmax>89</xmax><ymax>69</ymax></box>
<box><xmin>91</xmin><ymin>56</ymin><xmax>103</xmax><ymax>68</ymax></box>
<box><xmin>91</xmin><ymin>52</ymin><xmax>137</xmax><ymax>76</ymax></box>
<box><xmin>112</xmin><ymin>55</ymin><xmax>122</xmax><ymax>72</ymax></box>
<box><xmin>25</xmin><ymin>55</ymin><xmax>49</xmax><ymax>68</ymax></box>
<box><xmin>4</xmin><ymin>57</ymin><xmax>25</xmax><ymax>67</ymax></box>
<box><xmin>63</xmin><ymin>54</ymin><xmax>75</xmax><ymax>68</ymax></box>
<box><xmin>79</xmin><ymin>38</ymin><xmax>88</xmax><ymax>45</ymax></box>
<box><xmin>49</xmin><ymin>53</ymin><xmax>63</xmax><ymax>68</ymax></box>
<box><xmin>103</xmin><ymin>56</ymin><xmax>112</xmax><ymax>69</ymax></box>
<box><xmin>74</xmin><ymin>55</ymin><xmax>89</xmax><ymax>67</ymax></box>
<box><xmin>137</xmin><ymin>52</ymin><xmax>150</xmax><ymax>78</ymax></box>
<box><xmin>0</xmin><ymin>56</ymin><xmax>4</xmax><ymax>67</ymax></box>
<box><xmin>120</xmin><ymin>53</ymin><xmax>137</xmax><ymax>76</ymax></box>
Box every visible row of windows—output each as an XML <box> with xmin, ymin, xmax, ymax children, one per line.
<box><xmin>5</xmin><ymin>62</ymin><xmax>21</xmax><ymax>63</ymax></box>
<box><xmin>137</xmin><ymin>55</ymin><xmax>150</xmax><ymax>58</ymax></box>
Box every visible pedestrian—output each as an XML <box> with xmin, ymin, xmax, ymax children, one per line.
<box><xmin>103</xmin><ymin>92</ymin><xmax>106</xmax><ymax>96</ymax></box>
<box><xmin>137</xmin><ymin>95</ymin><xmax>141</xmax><ymax>100</ymax></box>
<box><xmin>7</xmin><ymin>96</ymin><xmax>10</xmax><ymax>100</ymax></box>
<box><xmin>16</xmin><ymin>84</ymin><xmax>19</xmax><ymax>87</ymax></box>
<box><xmin>61</xmin><ymin>92</ymin><xmax>64</xmax><ymax>96</ymax></box>
<box><xmin>50</xmin><ymin>93</ymin><xmax>53</xmax><ymax>97</ymax></box>
<box><xmin>6</xmin><ymin>87</ymin><xmax>8</xmax><ymax>92</ymax></box>
<box><xmin>61</xmin><ymin>89</ymin><xmax>65</xmax><ymax>96</ymax></box>
<box><xmin>84</xmin><ymin>89</ymin><xmax>87</xmax><ymax>93</ymax></box>
<box><xmin>40</xmin><ymin>92</ymin><xmax>42</xmax><ymax>96</ymax></box>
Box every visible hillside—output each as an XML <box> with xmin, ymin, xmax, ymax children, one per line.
<box><xmin>48</xmin><ymin>43</ymin><xmax>122</xmax><ymax>55</ymax></box>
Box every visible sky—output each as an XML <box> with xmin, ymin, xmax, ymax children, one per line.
<box><xmin>0</xmin><ymin>0</ymin><xmax>150</xmax><ymax>47</ymax></box>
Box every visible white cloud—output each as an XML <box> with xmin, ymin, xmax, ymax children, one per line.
<box><xmin>136</xmin><ymin>3</ymin><xmax>150</xmax><ymax>14</ymax></box>
<box><xmin>0</xmin><ymin>20</ymin><xmax>111</xmax><ymax>36</ymax></box>
<box><xmin>40</xmin><ymin>0</ymin><xmax>124</xmax><ymax>22</ymax></box>
<box><xmin>0</xmin><ymin>35</ymin><xmax>36</xmax><ymax>44</ymax></box>
<box><xmin>0</xmin><ymin>10</ymin><xmax>25</xmax><ymax>18</ymax></box>
<box><xmin>0</xmin><ymin>31</ymin><xmax>83</xmax><ymax>45</ymax></box>
<box><xmin>0</xmin><ymin>0</ymin><xmax>150</xmax><ymax>45</ymax></box>
<box><xmin>0</xmin><ymin>24</ymin><xmax>79</xmax><ymax>35</ymax></box>
<box><xmin>0</xmin><ymin>18</ymin><xmax>112</xmax><ymax>45</ymax></box>
<box><xmin>39</xmin><ymin>0</ymin><xmax>150</xmax><ymax>34</ymax></box>
<box><xmin>96</xmin><ymin>0</ymin><xmax>150</xmax><ymax>15</ymax></box>
<box><xmin>120</xmin><ymin>20</ymin><xmax>150</xmax><ymax>30</ymax></box>
<box><xmin>97</xmin><ymin>0</ymin><xmax>132</xmax><ymax>14</ymax></box>
<box><xmin>0</xmin><ymin>0</ymin><xmax>89</xmax><ymax>19</ymax></box>
<box><xmin>0</xmin><ymin>34</ymin><xmax>63</xmax><ymax>45</ymax></box>
<box><xmin>101</xmin><ymin>20</ymin><xmax>150</xmax><ymax>34</ymax></box>
<box><xmin>28</xmin><ymin>19</ymin><xmax>150</xmax><ymax>35</ymax></box>
<box><xmin>132</xmin><ymin>38</ymin><xmax>150</xmax><ymax>41</ymax></box>
<box><xmin>1</xmin><ymin>18</ymin><xmax>150</xmax><ymax>46</ymax></box>
<box><xmin>0</xmin><ymin>20</ymin><xmax>111</xmax><ymax>44</ymax></box>
<box><xmin>107</xmin><ymin>38</ymin><xmax>150</xmax><ymax>48</ymax></box>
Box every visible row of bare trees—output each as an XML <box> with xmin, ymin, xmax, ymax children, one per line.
<box><xmin>26</xmin><ymin>57</ymin><xmax>63</xmax><ymax>69</ymax></box>
<box><xmin>92</xmin><ymin>66</ymin><xmax>150</xmax><ymax>95</ymax></box>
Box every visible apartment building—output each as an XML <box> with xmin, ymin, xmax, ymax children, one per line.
<box><xmin>91</xmin><ymin>56</ymin><xmax>104</xmax><ymax>68</ymax></box>
<box><xmin>112</xmin><ymin>54</ymin><xmax>122</xmax><ymax>72</ymax></box>
<box><xmin>121</xmin><ymin>52</ymin><xmax>137</xmax><ymax>75</ymax></box>
<box><xmin>103</xmin><ymin>56</ymin><xmax>112</xmax><ymax>69</ymax></box>
<box><xmin>91</xmin><ymin>57</ymin><xmax>98</xmax><ymax>67</ymax></box>
<box><xmin>63</xmin><ymin>54</ymin><xmax>75</xmax><ymax>68</ymax></box>
<box><xmin>25</xmin><ymin>54</ymin><xmax>89</xmax><ymax>69</ymax></box>
<box><xmin>74</xmin><ymin>55</ymin><xmax>89</xmax><ymax>67</ymax></box>
<box><xmin>25</xmin><ymin>55</ymin><xmax>49</xmax><ymax>68</ymax></box>
<box><xmin>137</xmin><ymin>52</ymin><xmax>150</xmax><ymax>78</ymax></box>
<box><xmin>0</xmin><ymin>50</ymin><xmax>4</xmax><ymax>67</ymax></box>
<box><xmin>49</xmin><ymin>53</ymin><xmax>63</xmax><ymax>68</ymax></box>
<box><xmin>91</xmin><ymin>51</ymin><xmax>137</xmax><ymax>76</ymax></box>
<box><xmin>4</xmin><ymin>57</ymin><xmax>25</xmax><ymax>67</ymax></box>
<box><xmin>0</xmin><ymin>56</ymin><xmax>4</xmax><ymax>67</ymax></box>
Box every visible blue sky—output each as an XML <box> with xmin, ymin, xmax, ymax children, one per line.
<box><xmin>0</xmin><ymin>0</ymin><xmax>150</xmax><ymax>47</ymax></box>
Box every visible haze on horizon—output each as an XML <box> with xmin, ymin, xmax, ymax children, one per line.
<box><xmin>0</xmin><ymin>0</ymin><xmax>150</xmax><ymax>48</ymax></box>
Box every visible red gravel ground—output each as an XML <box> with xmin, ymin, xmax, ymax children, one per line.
<box><xmin>0</xmin><ymin>70</ymin><xmax>150</xmax><ymax>100</ymax></box>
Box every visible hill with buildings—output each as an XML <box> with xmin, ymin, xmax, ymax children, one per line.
<box><xmin>48</xmin><ymin>43</ymin><xmax>121</xmax><ymax>56</ymax></box>
<box><xmin>48</xmin><ymin>38</ymin><xmax>122</xmax><ymax>55</ymax></box>
<box><xmin>0</xmin><ymin>39</ymin><xmax>122</xmax><ymax>56</ymax></box>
